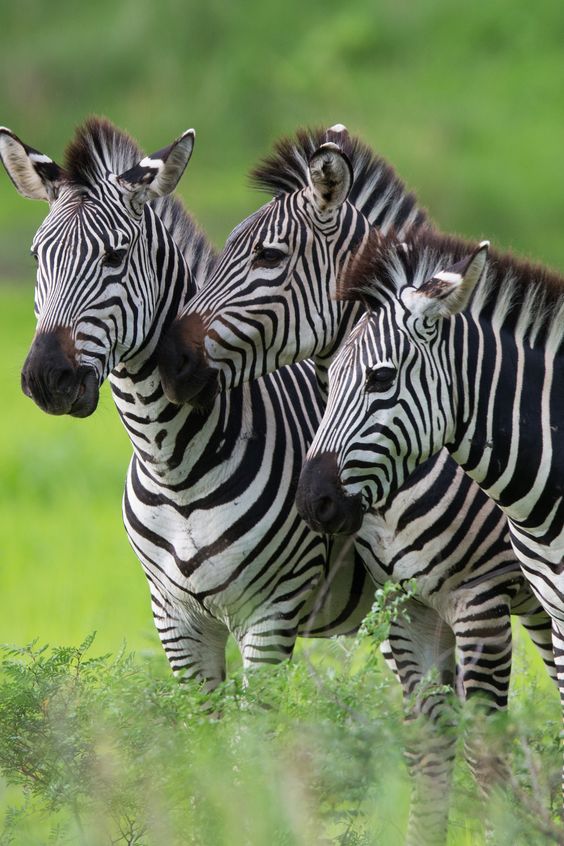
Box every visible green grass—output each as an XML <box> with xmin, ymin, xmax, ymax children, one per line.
<box><xmin>0</xmin><ymin>623</ymin><xmax>560</xmax><ymax>846</ymax></box>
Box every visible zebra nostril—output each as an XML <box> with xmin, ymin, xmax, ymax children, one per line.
<box><xmin>314</xmin><ymin>495</ymin><xmax>339</xmax><ymax>525</ymax></box>
<box><xmin>177</xmin><ymin>351</ymin><xmax>195</xmax><ymax>378</ymax></box>
<box><xmin>50</xmin><ymin>366</ymin><xmax>75</xmax><ymax>395</ymax></box>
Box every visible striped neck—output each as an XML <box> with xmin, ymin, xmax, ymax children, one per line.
<box><xmin>449</xmin><ymin>310</ymin><xmax>564</xmax><ymax>535</ymax></box>
<box><xmin>109</xmin><ymin>207</ymin><xmax>208</xmax><ymax>477</ymax></box>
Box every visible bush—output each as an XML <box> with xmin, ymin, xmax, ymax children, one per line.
<box><xmin>0</xmin><ymin>590</ymin><xmax>562</xmax><ymax>845</ymax></box>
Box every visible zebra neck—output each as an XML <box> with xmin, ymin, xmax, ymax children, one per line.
<box><xmin>108</xmin><ymin>210</ymin><xmax>203</xmax><ymax>478</ymax></box>
<box><xmin>449</xmin><ymin>313</ymin><xmax>564</xmax><ymax>533</ymax></box>
<box><xmin>314</xmin><ymin>300</ymin><xmax>365</xmax><ymax>397</ymax></box>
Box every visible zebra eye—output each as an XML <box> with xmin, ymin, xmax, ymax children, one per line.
<box><xmin>103</xmin><ymin>248</ymin><xmax>127</xmax><ymax>268</ymax></box>
<box><xmin>30</xmin><ymin>249</ymin><xmax>38</xmax><ymax>263</ymax></box>
<box><xmin>365</xmin><ymin>366</ymin><xmax>397</xmax><ymax>393</ymax></box>
<box><xmin>252</xmin><ymin>246</ymin><xmax>288</xmax><ymax>269</ymax></box>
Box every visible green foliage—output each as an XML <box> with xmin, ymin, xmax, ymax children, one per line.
<box><xmin>0</xmin><ymin>599</ymin><xmax>561</xmax><ymax>845</ymax></box>
<box><xmin>356</xmin><ymin>579</ymin><xmax>417</xmax><ymax>648</ymax></box>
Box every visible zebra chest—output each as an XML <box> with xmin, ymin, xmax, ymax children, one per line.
<box><xmin>122</xmin><ymin>455</ymin><xmax>321</xmax><ymax>617</ymax></box>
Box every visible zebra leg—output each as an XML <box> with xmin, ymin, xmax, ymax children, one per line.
<box><xmin>552</xmin><ymin>622</ymin><xmax>564</xmax><ymax>807</ymax></box>
<box><xmin>388</xmin><ymin>600</ymin><xmax>457</xmax><ymax>846</ymax></box>
<box><xmin>238</xmin><ymin>621</ymin><xmax>298</xmax><ymax>671</ymax></box>
<box><xmin>518</xmin><ymin>606</ymin><xmax>557</xmax><ymax>685</ymax></box>
<box><xmin>453</xmin><ymin>604</ymin><xmax>513</xmax><ymax>836</ymax></box>
<box><xmin>380</xmin><ymin>638</ymin><xmax>398</xmax><ymax>676</ymax></box>
<box><xmin>150</xmin><ymin>587</ymin><xmax>229</xmax><ymax>692</ymax></box>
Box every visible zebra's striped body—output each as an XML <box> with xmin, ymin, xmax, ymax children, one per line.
<box><xmin>160</xmin><ymin>128</ymin><xmax>557</xmax><ymax>842</ymax></box>
<box><xmin>298</xmin><ymin>228</ymin><xmax>564</xmax><ymax>808</ymax></box>
<box><xmin>0</xmin><ymin>119</ymin><xmax>381</xmax><ymax>690</ymax></box>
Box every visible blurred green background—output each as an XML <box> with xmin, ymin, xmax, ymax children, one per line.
<box><xmin>1</xmin><ymin>0</ymin><xmax>563</xmax><ymax>659</ymax></box>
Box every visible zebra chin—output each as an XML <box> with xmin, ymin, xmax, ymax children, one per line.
<box><xmin>67</xmin><ymin>368</ymin><xmax>100</xmax><ymax>417</ymax></box>
<box><xmin>160</xmin><ymin>362</ymin><xmax>219</xmax><ymax>409</ymax></box>
<box><xmin>296</xmin><ymin>452</ymin><xmax>364</xmax><ymax>536</ymax></box>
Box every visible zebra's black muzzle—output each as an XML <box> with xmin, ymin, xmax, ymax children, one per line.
<box><xmin>158</xmin><ymin>313</ymin><xmax>219</xmax><ymax>409</ymax></box>
<box><xmin>296</xmin><ymin>452</ymin><xmax>364</xmax><ymax>536</ymax></box>
<box><xmin>21</xmin><ymin>329</ymin><xmax>100</xmax><ymax>418</ymax></box>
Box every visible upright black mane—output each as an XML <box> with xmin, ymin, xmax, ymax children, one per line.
<box><xmin>62</xmin><ymin>116</ymin><xmax>216</xmax><ymax>290</ymax></box>
<box><xmin>340</xmin><ymin>228</ymin><xmax>564</xmax><ymax>345</ymax></box>
<box><xmin>250</xmin><ymin>125</ymin><xmax>429</xmax><ymax>234</ymax></box>
<box><xmin>63</xmin><ymin>116</ymin><xmax>142</xmax><ymax>187</ymax></box>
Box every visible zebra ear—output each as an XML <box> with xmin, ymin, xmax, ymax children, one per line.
<box><xmin>401</xmin><ymin>242</ymin><xmax>489</xmax><ymax>320</ymax></box>
<box><xmin>116</xmin><ymin>128</ymin><xmax>195</xmax><ymax>212</ymax></box>
<box><xmin>307</xmin><ymin>142</ymin><xmax>353</xmax><ymax>216</ymax></box>
<box><xmin>0</xmin><ymin>127</ymin><xmax>63</xmax><ymax>202</ymax></box>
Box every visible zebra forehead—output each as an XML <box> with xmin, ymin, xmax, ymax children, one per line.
<box><xmin>224</xmin><ymin>201</ymin><xmax>274</xmax><ymax>247</ymax></box>
<box><xmin>39</xmin><ymin>192</ymin><xmax>128</xmax><ymax>237</ymax></box>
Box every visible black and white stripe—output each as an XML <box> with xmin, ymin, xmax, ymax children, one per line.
<box><xmin>170</xmin><ymin>127</ymin><xmax>557</xmax><ymax>842</ymax></box>
<box><xmin>300</xmin><ymin>227</ymin><xmax>564</xmax><ymax>808</ymax></box>
<box><xmin>1</xmin><ymin>119</ymin><xmax>380</xmax><ymax>690</ymax></box>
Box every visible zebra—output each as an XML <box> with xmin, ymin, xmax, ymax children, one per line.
<box><xmin>295</xmin><ymin>226</ymin><xmax>564</xmax><ymax>810</ymax></box>
<box><xmin>0</xmin><ymin>117</ymin><xmax>387</xmax><ymax>694</ymax></box>
<box><xmin>155</xmin><ymin>127</ymin><xmax>557</xmax><ymax>840</ymax></box>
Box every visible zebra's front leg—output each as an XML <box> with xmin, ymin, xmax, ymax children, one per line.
<box><xmin>234</xmin><ymin>619</ymin><xmax>298</xmax><ymax>707</ymax></box>
<box><xmin>238</xmin><ymin>620</ymin><xmax>298</xmax><ymax>670</ymax></box>
<box><xmin>150</xmin><ymin>586</ymin><xmax>229</xmax><ymax>693</ymax></box>
<box><xmin>551</xmin><ymin>621</ymin><xmax>564</xmax><ymax>808</ymax></box>
<box><xmin>388</xmin><ymin>601</ymin><xmax>457</xmax><ymax>846</ymax></box>
<box><xmin>453</xmin><ymin>604</ymin><xmax>513</xmax><ymax>837</ymax></box>
<box><xmin>519</xmin><ymin>605</ymin><xmax>557</xmax><ymax>684</ymax></box>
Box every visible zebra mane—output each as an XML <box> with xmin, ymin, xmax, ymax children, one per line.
<box><xmin>63</xmin><ymin>116</ymin><xmax>216</xmax><ymax>288</ymax></box>
<box><xmin>251</xmin><ymin>126</ymin><xmax>429</xmax><ymax>233</ymax></box>
<box><xmin>64</xmin><ymin>116</ymin><xmax>143</xmax><ymax>187</ymax></box>
<box><xmin>340</xmin><ymin>228</ymin><xmax>564</xmax><ymax>347</ymax></box>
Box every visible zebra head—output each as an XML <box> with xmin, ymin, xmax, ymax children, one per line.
<box><xmin>0</xmin><ymin>120</ymin><xmax>195</xmax><ymax>417</ymax></box>
<box><xmin>296</xmin><ymin>233</ymin><xmax>489</xmax><ymax>534</ymax></box>
<box><xmin>158</xmin><ymin>126</ymin><xmax>389</xmax><ymax>404</ymax></box>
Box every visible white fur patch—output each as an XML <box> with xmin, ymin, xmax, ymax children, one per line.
<box><xmin>29</xmin><ymin>153</ymin><xmax>54</xmax><ymax>165</ymax></box>
<box><xmin>139</xmin><ymin>156</ymin><xmax>163</xmax><ymax>171</ymax></box>
<box><xmin>432</xmin><ymin>270</ymin><xmax>463</xmax><ymax>285</ymax></box>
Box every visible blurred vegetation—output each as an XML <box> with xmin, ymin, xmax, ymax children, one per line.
<box><xmin>0</xmin><ymin>604</ymin><xmax>560</xmax><ymax>846</ymax></box>
<box><xmin>1</xmin><ymin>2</ymin><xmax>563</xmax><ymax>843</ymax></box>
